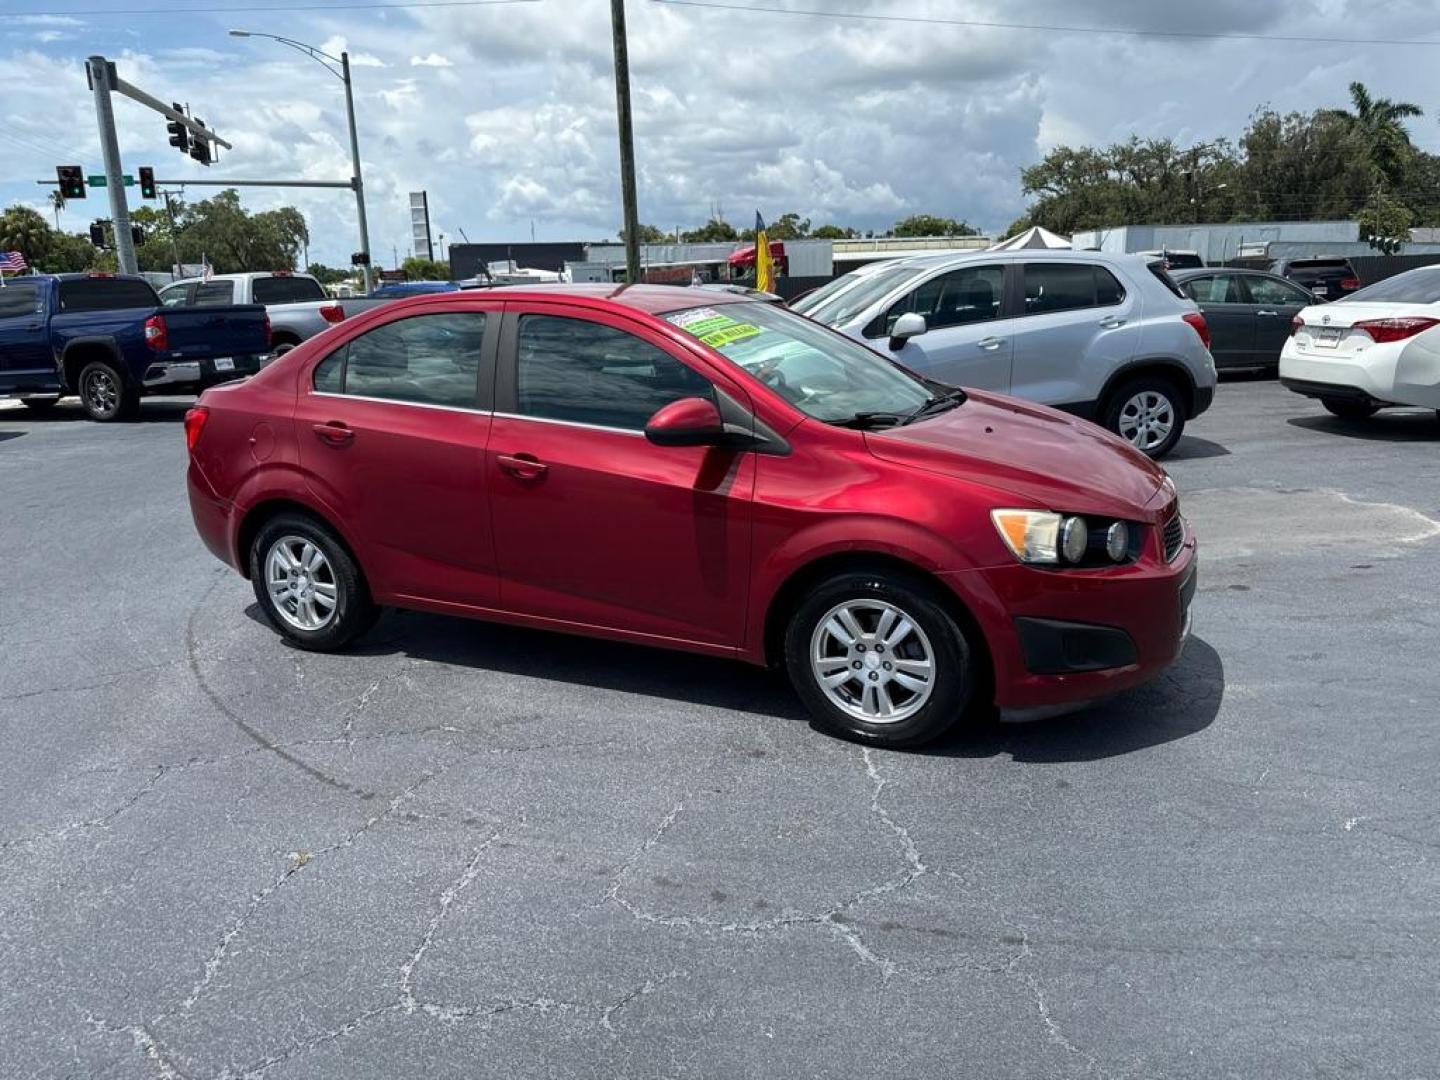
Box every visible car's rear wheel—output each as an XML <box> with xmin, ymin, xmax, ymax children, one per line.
<box><xmin>783</xmin><ymin>571</ymin><xmax>977</xmax><ymax>748</ymax></box>
<box><xmin>249</xmin><ymin>512</ymin><xmax>379</xmax><ymax>651</ymax></box>
<box><xmin>1103</xmin><ymin>375</ymin><xmax>1185</xmax><ymax>458</ymax></box>
<box><xmin>1321</xmin><ymin>398</ymin><xmax>1380</xmax><ymax>420</ymax></box>
<box><xmin>78</xmin><ymin>360</ymin><xmax>138</xmax><ymax>422</ymax></box>
<box><xmin>20</xmin><ymin>396</ymin><xmax>60</xmax><ymax>413</ymax></box>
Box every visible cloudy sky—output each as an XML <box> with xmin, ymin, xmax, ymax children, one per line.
<box><xmin>2</xmin><ymin>0</ymin><xmax>1436</xmax><ymax>266</ymax></box>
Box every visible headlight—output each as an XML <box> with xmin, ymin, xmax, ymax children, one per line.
<box><xmin>1105</xmin><ymin>521</ymin><xmax>1129</xmax><ymax>562</ymax></box>
<box><xmin>992</xmin><ymin>510</ymin><xmax>1088</xmax><ymax>565</ymax></box>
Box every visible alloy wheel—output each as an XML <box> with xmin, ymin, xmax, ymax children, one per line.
<box><xmin>1117</xmin><ymin>390</ymin><xmax>1175</xmax><ymax>452</ymax></box>
<box><xmin>84</xmin><ymin>369</ymin><xmax>118</xmax><ymax>417</ymax></box>
<box><xmin>265</xmin><ymin>535</ymin><xmax>339</xmax><ymax>631</ymax></box>
<box><xmin>809</xmin><ymin>599</ymin><xmax>936</xmax><ymax>723</ymax></box>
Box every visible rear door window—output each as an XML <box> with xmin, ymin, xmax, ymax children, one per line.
<box><xmin>1181</xmin><ymin>274</ymin><xmax>1245</xmax><ymax>303</ymax></box>
<box><xmin>56</xmin><ymin>278</ymin><xmax>159</xmax><ymax>312</ymax></box>
<box><xmin>315</xmin><ymin>311</ymin><xmax>487</xmax><ymax>408</ymax></box>
<box><xmin>1021</xmin><ymin>263</ymin><xmax>1123</xmax><ymax>316</ymax></box>
<box><xmin>193</xmin><ymin>281</ymin><xmax>236</xmax><ymax>305</ymax></box>
<box><xmin>159</xmin><ymin>283</ymin><xmax>194</xmax><ymax>307</ymax></box>
<box><xmin>252</xmin><ymin>276</ymin><xmax>326</xmax><ymax>304</ymax></box>
<box><xmin>1246</xmin><ymin>276</ymin><xmax>1312</xmax><ymax>306</ymax></box>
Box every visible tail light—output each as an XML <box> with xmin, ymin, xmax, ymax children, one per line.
<box><xmin>1290</xmin><ymin>314</ymin><xmax>1304</xmax><ymax>337</ymax></box>
<box><xmin>319</xmin><ymin>303</ymin><xmax>345</xmax><ymax>324</ymax></box>
<box><xmin>1182</xmin><ymin>311</ymin><xmax>1211</xmax><ymax>349</ymax></box>
<box><xmin>1353</xmin><ymin>317</ymin><xmax>1439</xmax><ymax>343</ymax></box>
<box><xmin>1340</xmin><ymin>277</ymin><xmax>1361</xmax><ymax>291</ymax></box>
<box><xmin>184</xmin><ymin>406</ymin><xmax>209</xmax><ymax>451</ymax></box>
<box><xmin>263</xmin><ymin>312</ymin><xmax>272</xmax><ymax>347</ymax></box>
<box><xmin>144</xmin><ymin>313</ymin><xmax>168</xmax><ymax>351</ymax></box>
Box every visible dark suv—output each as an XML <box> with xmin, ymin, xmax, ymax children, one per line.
<box><xmin>1270</xmin><ymin>257</ymin><xmax>1361</xmax><ymax>300</ymax></box>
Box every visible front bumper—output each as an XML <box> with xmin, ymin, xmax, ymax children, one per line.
<box><xmin>942</xmin><ymin>518</ymin><xmax>1198</xmax><ymax>711</ymax></box>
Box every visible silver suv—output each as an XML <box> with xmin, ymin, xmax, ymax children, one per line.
<box><xmin>801</xmin><ymin>250</ymin><xmax>1217</xmax><ymax>457</ymax></box>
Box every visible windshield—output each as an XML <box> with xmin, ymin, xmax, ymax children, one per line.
<box><xmin>664</xmin><ymin>302</ymin><xmax>933</xmax><ymax>424</ymax></box>
<box><xmin>790</xmin><ymin>269</ymin><xmax>877</xmax><ymax>315</ymax></box>
<box><xmin>804</xmin><ymin>262</ymin><xmax>923</xmax><ymax>326</ymax></box>
<box><xmin>1340</xmin><ymin>269</ymin><xmax>1440</xmax><ymax>305</ymax></box>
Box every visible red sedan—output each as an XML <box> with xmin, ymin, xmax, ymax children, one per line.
<box><xmin>185</xmin><ymin>284</ymin><xmax>1196</xmax><ymax>747</ymax></box>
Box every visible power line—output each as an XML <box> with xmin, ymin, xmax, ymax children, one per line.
<box><xmin>650</xmin><ymin>0</ymin><xmax>1440</xmax><ymax>48</ymax></box>
<box><xmin>0</xmin><ymin>0</ymin><xmax>537</xmax><ymax>17</ymax></box>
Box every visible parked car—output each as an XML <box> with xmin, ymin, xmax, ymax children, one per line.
<box><xmin>788</xmin><ymin>256</ymin><xmax>917</xmax><ymax>315</ymax></box>
<box><xmin>1270</xmin><ymin>257</ymin><xmax>1361</xmax><ymax>300</ymax></box>
<box><xmin>1279</xmin><ymin>265</ymin><xmax>1440</xmax><ymax>419</ymax></box>
<box><xmin>1137</xmin><ymin>249</ymin><xmax>1205</xmax><ymax>270</ymax></box>
<box><xmin>160</xmin><ymin>271</ymin><xmax>391</xmax><ymax>355</ymax></box>
<box><xmin>367</xmin><ymin>281</ymin><xmax>462</xmax><ymax>298</ymax></box>
<box><xmin>186</xmin><ymin>285</ymin><xmax>1197</xmax><ymax>748</ymax></box>
<box><xmin>0</xmin><ymin>272</ymin><xmax>270</xmax><ymax>421</ymax></box>
<box><xmin>1170</xmin><ymin>267</ymin><xmax>1317</xmax><ymax>372</ymax></box>
<box><xmin>801</xmin><ymin>251</ymin><xmax>1217</xmax><ymax>458</ymax></box>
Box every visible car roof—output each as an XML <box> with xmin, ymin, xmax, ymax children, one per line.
<box><xmin>480</xmin><ymin>282</ymin><xmax>753</xmax><ymax>314</ymax></box>
<box><xmin>1169</xmin><ymin>266</ymin><xmax>1281</xmax><ymax>279</ymax></box>
<box><xmin>52</xmin><ymin>272</ymin><xmax>152</xmax><ymax>283</ymax></box>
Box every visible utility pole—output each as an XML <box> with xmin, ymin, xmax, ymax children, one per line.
<box><xmin>609</xmin><ymin>0</ymin><xmax>641</xmax><ymax>285</ymax></box>
<box><xmin>341</xmin><ymin>52</ymin><xmax>373</xmax><ymax>294</ymax></box>
<box><xmin>88</xmin><ymin>57</ymin><xmax>137</xmax><ymax>275</ymax></box>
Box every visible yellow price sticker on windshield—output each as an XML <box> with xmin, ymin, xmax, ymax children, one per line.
<box><xmin>699</xmin><ymin>322</ymin><xmax>761</xmax><ymax>348</ymax></box>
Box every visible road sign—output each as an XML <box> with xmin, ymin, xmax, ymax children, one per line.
<box><xmin>87</xmin><ymin>174</ymin><xmax>135</xmax><ymax>188</ymax></box>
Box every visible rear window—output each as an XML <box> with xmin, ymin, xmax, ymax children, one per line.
<box><xmin>1147</xmin><ymin>262</ymin><xmax>1187</xmax><ymax>299</ymax></box>
<box><xmin>253</xmin><ymin>276</ymin><xmax>326</xmax><ymax>304</ymax></box>
<box><xmin>0</xmin><ymin>280</ymin><xmax>41</xmax><ymax>318</ymax></box>
<box><xmin>194</xmin><ymin>281</ymin><xmax>236</xmax><ymax>305</ymax></box>
<box><xmin>57</xmin><ymin>278</ymin><xmax>159</xmax><ymax>312</ymax></box>
<box><xmin>1340</xmin><ymin>268</ymin><xmax>1440</xmax><ymax>305</ymax></box>
<box><xmin>1288</xmin><ymin>259</ymin><xmax>1353</xmax><ymax>271</ymax></box>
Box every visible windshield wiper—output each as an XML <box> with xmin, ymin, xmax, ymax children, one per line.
<box><xmin>902</xmin><ymin>387</ymin><xmax>967</xmax><ymax>425</ymax></box>
<box><xmin>833</xmin><ymin>411</ymin><xmax>908</xmax><ymax>430</ymax></box>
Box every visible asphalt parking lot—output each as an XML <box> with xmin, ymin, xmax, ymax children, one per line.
<box><xmin>2</xmin><ymin>382</ymin><xmax>1438</xmax><ymax>1079</ymax></box>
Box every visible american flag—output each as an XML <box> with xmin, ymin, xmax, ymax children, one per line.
<box><xmin>0</xmin><ymin>251</ymin><xmax>27</xmax><ymax>272</ymax></box>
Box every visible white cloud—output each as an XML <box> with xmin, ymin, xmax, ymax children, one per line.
<box><xmin>410</xmin><ymin>52</ymin><xmax>453</xmax><ymax>68</ymax></box>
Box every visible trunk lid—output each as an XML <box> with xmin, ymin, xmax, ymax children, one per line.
<box><xmin>1290</xmin><ymin>302</ymin><xmax>1440</xmax><ymax>358</ymax></box>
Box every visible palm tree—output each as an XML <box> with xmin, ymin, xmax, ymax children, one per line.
<box><xmin>1322</xmin><ymin>81</ymin><xmax>1422</xmax><ymax>188</ymax></box>
<box><xmin>49</xmin><ymin>189</ymin><xmax>65</xmax><ymax>229</ymax></box>
<box><xmin>0</xmin><ymin>204</ymin><xmax>54</xmax><ymax>266</ymax></box>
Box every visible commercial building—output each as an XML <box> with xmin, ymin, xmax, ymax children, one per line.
<box><xmin>1071</xmin><ymin>219</ymin><xmax>1440</xmax><ymax>264</ymax></box>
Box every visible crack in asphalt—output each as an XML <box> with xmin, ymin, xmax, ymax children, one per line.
<box><xmin>1</xmin><ymin>764</ymin><xmax>175</xmax><ymax>852</ymax></box>
<box><xmin>1003</xmin><ymin>924</ymin><xmax>1112</xmax><ymax>1078</ymax></box>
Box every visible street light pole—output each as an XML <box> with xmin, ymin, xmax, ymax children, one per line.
<box><xmin>609</xmin><ymin>0</ymin><xmax>641</xmax><ymax>285</ymax></box>
<box><xmin>229</xmin><ymin>30</ymin><xmax>372</xmax><ymax>292</ymax></box>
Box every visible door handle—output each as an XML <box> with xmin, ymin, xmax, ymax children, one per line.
<box><xmin>497</xmin><ymin>452</ymin><xmax>548</xmax><ymax>480</ymax></box>
<box><xmin>976</xmin><ymin>336</ymin><xmax>1004</xmax><ymax>350</ymax></box>
<box><xmin>312</xmin><ymin>421</ymin><xmax>354</xmax><ymax>446</ymax></box>
<box><xmin>1098</xmin><ymin>316</ymin><xmax>1126</xmax><ymax>329</ymax></box>
<box><xmin>1256</xmin><ymin>309</ymin><xmax>1280</xmax><ymax>317</ymax></box>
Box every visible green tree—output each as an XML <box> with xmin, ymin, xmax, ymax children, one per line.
<box><xmin>811</xmin><ymin>224</ymin><xmax>856</xmax><ymax>240</ymax></box>
<box><xmin>45</xmin><ymin>231</ymin><xmax>101</xmax><ymax>273</ymax></box>
<box><xmin>890</xmin><ymin>214</ymin><xmax>978</xmax><ymax>238</ymax></box>
<box><xmin>400</xmin><ymin>256</ymin><xmax>451</xmax><ymax>281</ymax></box>
<box><xmin>680</xmin><ymin>217</ymin><xmax>738</xmax><ymax>243</ymax></box>
<box><xmin>618</xmin><ymin>223</ymin><xmax>668</xmax><ymax>244</ymax></box>
<box><xmin>172</xmin><ymin>190</ymin><xmax>309</xmax><ymax>273</ymax></box>
<box><xmin>306</xmin><ymin>263</ymin><xmax>350</xmax><ymax>286</ymax></box>
<box><xmin>0</xmin><ymin>204</ymin><xmax>54</xmax><ymax>268</ymax></box>
<box><xmin>1358</xmin><ymin>191</ymin><xmax>1413</xmax><ymax>254</ymax></box>
<box><xmin>1321</xmin><ymin>81</ymin><xmax>1422</xmax><ymax>189</ymax></box>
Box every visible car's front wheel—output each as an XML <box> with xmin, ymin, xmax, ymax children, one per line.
<box><xmin>1321</xmin><ymin>398</ymin><xmax>1380</xmax><ymax>420</ymax></box>
<box><xmin>249</xmin><ymin>512</ymin><xmax>379</xmax><ymax>651</ymax></box>
<box><xmin>783</xmin><ymin>571</ymin><xmax>977</xmax><ymax>748</ymax></box>
<box><xmin>1103</xmin><ymin>375</ymin><xmax>1185</xmax><ymax>458</ymax></box>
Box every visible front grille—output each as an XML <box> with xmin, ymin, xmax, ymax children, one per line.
<box><xmin>1162</xmin><ymin>513</ymin><xmax>1185</xmax><ymax>562</ymax></box>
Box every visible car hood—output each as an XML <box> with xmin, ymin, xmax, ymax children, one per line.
<box><xmin>864</xmin><ymin>390</ymin><xmax>1170</xmax><ymax>521</ymax></box>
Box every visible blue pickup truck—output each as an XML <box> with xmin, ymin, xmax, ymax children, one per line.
<box><xmin>0</xmin><ymin>273</ymin><xmax>271</xmax><ymax>421</ymax></box>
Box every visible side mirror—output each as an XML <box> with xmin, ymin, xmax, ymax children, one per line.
<box><xmin>644</xmin><ymin>396</ymin><xmax>727</xmax><ymax>447</ymax></box>
<box><xmin>889</xmin><ymin>311</ymin><xmax>928</xmax><ymax>349</ymax></box>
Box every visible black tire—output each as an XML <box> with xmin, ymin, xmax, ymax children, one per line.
<box><xmin>1101</xmin><ymin>374</ymin><xmax>1186</xmax><ymax>459</ymax></box>
<box><xmin>1321</xmin><ymin>397</ymin><xmax>1380</xmax><ymax>420</ymax></box>
<box><xmin>249</xmin><ymin>512</ymin><xmax>379</xmax><ymax>651</ymax></box>
<box><xmin>78</xmin><ymin>359</ymin><xmax>138</xmax><ymax>422</ymax></box>
<box><xmin>271</xmin><ymin>341</ymin><xmax>298</xmax><ymax>356</ymax></box>
<box><xmin>20</xmin><ymin>396</ymin><xmax>60</xmax><ymax>413</ymax></box>
<box><xmin>783</xmin><ymin>570</ymin><xmax>978</xmax><ymax>748</ymax></box>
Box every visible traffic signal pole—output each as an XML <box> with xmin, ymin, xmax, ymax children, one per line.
<box><xmin>88</xmin><ymin>57</ymin><xmax>137</xmax><ymax>274</ymax></box>
<box><xmin>341</xmin><ymin>53</ymin><xmax>373</xmax><ymax>295</ymax></box>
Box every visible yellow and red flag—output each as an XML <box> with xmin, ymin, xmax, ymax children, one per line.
<box><xmin>754</xmin><ymin>211</ymin><xmax>774</xmax><ymax>293</ymax></box>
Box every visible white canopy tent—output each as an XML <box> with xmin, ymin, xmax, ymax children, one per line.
<box><xmin>989</xmin><ymin>226</ymin><xmax>1072</xmax><ymax>251</ymax></box>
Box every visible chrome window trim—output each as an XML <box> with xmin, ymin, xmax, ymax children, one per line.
<box><xmin>310</xmin><ymin>390</ymin><xmax>490</xmax><ymax>416</ymax></box>
<box><xmin>491</xmin><ymin>411</ymin><xmax>646</xmax><ymax>437</ymax></box>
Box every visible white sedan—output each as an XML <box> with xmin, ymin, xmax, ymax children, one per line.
<box><xmin>1279</xmin><ymin>266</ymin><xmax>1440</xmax><ymax>420</ymax></box>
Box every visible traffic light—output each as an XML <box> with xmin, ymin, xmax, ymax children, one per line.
<box><xmin>89</xmin><ymin>222</ymin><xmax>106</xmax><ymax>248</ymax></box>
<box><xmin>350</xmin><ymin>251</ymin><xmax>371</xmax><ymax>266</ymax></box>
<box><xmin>166</xmin><ymin>103</ymin><xmax>190</xmax><ymax>153</ymax></box>
<box><xmin>189</xmin><ymin>119</ymin><xmax>211</xmax><ymax>166</ymax></box>
<box><xmin>131</xmin><ymin>225</ymin><xmax>145</xmax><ymax>246</ymax></box>
<box><xmin>56</xmin><ymin>165</ymin><xmax>86</xmax><ymax>200</ymax></box>
<box><xmin>138</xmin><ymin>167</ymin><xmax>156</xmax><ymax>200</ymax></box>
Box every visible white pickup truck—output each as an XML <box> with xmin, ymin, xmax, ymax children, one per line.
<box><xmin>158</xmin><ymin>272</ymin><xmax>396</xmax><ymax>354</ymax></box>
